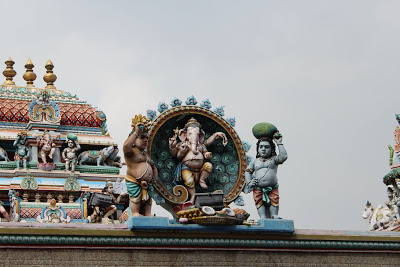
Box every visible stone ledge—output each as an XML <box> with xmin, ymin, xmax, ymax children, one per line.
<box><xmin>128</xmin><ymin>217</ymin><xmax>295</xmax><ymax>234</ymax></box>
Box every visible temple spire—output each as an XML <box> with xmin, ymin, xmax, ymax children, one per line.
<box><xmin>2</xmin><ymin>57</ymin><xmax>16</xmax><ymax>85</ymax></box>
<box><xmin>43</xmin><ymin>59</ymin><xmax>57</xmax><ymax>89</ymax></box>
<box><xmin>23</xmin><ymin>58</ymin><xmax>37</xmax><ymax>87</ymax></box>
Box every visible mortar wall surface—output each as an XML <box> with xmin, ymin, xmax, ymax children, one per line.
<box><xmin>0</xmin><ymin>248</ymin><xmax>399</xmax><ymax>266</ymax></box>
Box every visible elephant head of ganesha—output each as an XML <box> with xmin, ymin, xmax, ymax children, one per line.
<box><xmin>178</xmin><ymin>117</ymin><xmax>205</xmax><ymax>155</ymax></box>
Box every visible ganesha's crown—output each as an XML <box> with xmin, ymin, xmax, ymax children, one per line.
<box><xmin>184</xmin><ymin>117</ymin><xmax>201</xmax><ymax>130</ymax></box>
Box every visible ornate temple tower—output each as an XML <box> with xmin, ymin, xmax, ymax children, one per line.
<box><xmin>0</xmin><ymin>58</ymin><xmax>127</xmax><ymax>223</ymax></box>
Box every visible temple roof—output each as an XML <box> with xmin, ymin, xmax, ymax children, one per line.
<box><xmin>0</xmin><ymin>92</ymin><xmax>105</xmax><ymax>128</ymax></box>
<box><xmin>0</xmin><ymin>58</ymin><xmax>113</xmax><ymax>145</ymax></box>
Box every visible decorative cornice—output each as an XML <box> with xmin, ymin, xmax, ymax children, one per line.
<box><xmin>0</xmin><ymin>234</ymin><xmax>399</xmax><ymax>251</ymax></box>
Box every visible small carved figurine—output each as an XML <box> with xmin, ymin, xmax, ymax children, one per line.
<box><xmin>36</xmin><ymin>130</ymin><xmax>56</xmax><ymax>163</ymax></box>
<box><xmin>245</xmin><ymin>123</ymin><xmax>288</xmax><ymax>219</ymax></box>
<box><xmin>123</xmin><ymin>114</ymin><xmax>158</xmax><ymax>216</ymax></box>
<box><xmin>62</xmin><ymin>134</ymin><xmax>80</xmax><ymax>172</ymax></box>
<box><xmin>13</xmin><ymin>132</ymin><xmax>30</xmax><ymax>169</ymax></box>
<box><xmin>169</xmin><ymin>117</ymin><xmax>227</xmax><ymax>202</ymax></box>
<box><xmin>88</xmin><ymin>180</ymin><xmax>126</xmax><ymax>223</ymax></box>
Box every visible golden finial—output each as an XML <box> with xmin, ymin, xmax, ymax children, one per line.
<box><xmin>43</xmin><ymin>59</ymin><xmax>57</xmax><ymax>89</ymax></box>
<box><xmin>23</xmin><ymin>58</ymin><xmax>36</xmax><ymax>87</ymax></box>
<box><xmin>2</xmin><ymin>57</ymin><xmax>16</xmax><ymax>85</ymax></box>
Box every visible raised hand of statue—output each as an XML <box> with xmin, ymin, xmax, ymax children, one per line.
<box><xmin>215</xmin><ymin>132</ymin><xmax>228</xmax><ymax>145</ymax></box>
<box><xmin>204</xmin><ymin>132</ymin><xmax>228</xmax><ymax>146</ymax></box>
<box><xmin>204</xmin><ymin>152</ymin><xmax>212</xmax><ymax>160</ymax></box>
<box><xmin>273</xmin><ymin>132</ymin><xmax>283</xmax><ymax>145</ymax></box>
<box><xmin>249</xmin><ymin>177</ymin><xmax>258</xmax><ymax>188</ymax></box>
<box><xmin>169</xmin><ymin>137</ymin><xmax>177</xmax><ymax>148</ymax></box>
<box><xmin>135</xmin><ymin>123</ymin><xmax>144</xmax><ymax>136</ymax></box>
<box><xmin>179</xmin><ymin>142</ymin><xmax>189</xmax><ymax>154</ymax></box>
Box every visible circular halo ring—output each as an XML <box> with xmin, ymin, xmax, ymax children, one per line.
<box><xmin>148</xmin><ymin>105</ymin><xmax>247</xmax><ymax>204</ymax></box>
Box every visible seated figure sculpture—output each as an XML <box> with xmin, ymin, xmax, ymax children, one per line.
<box><xmin>88</xmin><ymin>180</ymin><xmax>126</xmax><ymax>223</ymax></box>
<box><xmin>245</xmin><ymin>123</ymin><xmax>288</xmax><ymax>219</ymax></box>
<box><xmin>13</xmin><ymin>132</ymin><xmax>30</xmax><ymax>169</ymax></box>
<box><xmin>123</xmin><ymin>115</ymin><xmax>158</xmax><ymax>216</ymax></box>
<box><xmin>169</xmin><ymin>117</ymin><xmax>227</xmax><ymax>202</ymax></box>
<box><xmin>36</xmin><ymin>130</ymin><xmax>56</xmax><ymax>163</ymax></box>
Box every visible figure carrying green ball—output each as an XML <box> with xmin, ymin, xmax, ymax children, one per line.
<box><xmin>244</xmin><ymin>122</ymin><xmax>288</xmax><ymax>219</ymax></box>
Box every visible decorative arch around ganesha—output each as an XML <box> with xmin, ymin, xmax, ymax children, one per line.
<box><xmin>143</xmin><ymin>97</ymin><xmax>248</xmax><ymax>206</ymax></box>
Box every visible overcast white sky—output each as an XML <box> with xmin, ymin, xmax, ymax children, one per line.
<box><xmin>2</xmin><ymin>0</ymin><xmax>400</xmax><ymax>230</ymax></box>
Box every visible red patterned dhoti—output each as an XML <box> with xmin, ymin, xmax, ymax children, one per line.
<box><xmin>253</xmin><ymin>186</ymin><xmax>279</xmax><ymax>209</ymax></box>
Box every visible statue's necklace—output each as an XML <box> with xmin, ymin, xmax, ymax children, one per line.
<box><xmin>259</xmin><ymin>156</ymin><xmax>273</xmax><ymax>163</ymax></box>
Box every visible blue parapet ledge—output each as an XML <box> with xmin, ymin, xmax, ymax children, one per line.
<box><xmin>127</xmin><ymin>217</ymin><xmax>295</xmax><ymax>234</ymax></box>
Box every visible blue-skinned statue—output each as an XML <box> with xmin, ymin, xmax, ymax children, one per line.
<box><xmin>13</xmin><ymin>132</ymin><xmax>30</xmax><ymax>169</ymax></box>
<box><xmin>245</xmin><ymin>123</ymin><xmax>287</xmax><ymax>219</ymax></box>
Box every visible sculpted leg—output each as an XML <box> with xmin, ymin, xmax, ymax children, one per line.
<box><xmin>71</xmin><ymin>161</ymin><xmax>76</xmax><ymax>172</ymax></box>
<box><xmin>143</xmin><ymin>203</ymin><xmax>152</xmax><ymax>216</ymax></box>
<box><xmin>198</xmin><ymin>162</ymin><xmax>213</xmax><ymax>189</ymax></box>
<box><xmin>187</xmin><ymin>187</ymin><xmax>196</xmax><ymax>203</ymax></box>
<box><xmin>257</xmin><ymin>205</ymin><xmax>268</xmax><ymax>219</ymax></box>
<box><xmin>49</xmin><ymin>147</ymin><xmax>55</xmax><ymax>159</ymax></box>
<box><xmin>198</xmin><ymin>172</ymin><xmax>210</xmax><ymax>189</ymax></box>
<box><xmin>182</xmin><ymin>169</ymin><xmax>196</xmax><ymax>202</ymax></box>
<box><xmin>40</xmin><ymin>152</ymin><xmax>47</xmax><ymax>164</ymax></box>
<box><xmin>270</xmin><ymin>205</ymin><xmax>281</xmax><ymax>219</ymax></box>
<box><xmin>15</xmin><ymin>160</ymin><xmax>21</xmax><ymax>169</ymax></box>
<box><xmin>22</xmin><ymin>159</ymin><xmax>27</xmax><ymax>169</ymax></box>
<box><xmin>130</xmin><ymin>201</ymin><xmax>142</xmax><ymax>216</ymax></box>
<box><xmin>103</xmin><ymin>205</ymin><xmax>116</xmax><ymax>222</ymax></box>
<box><xmin>65</xmin><ymin>160</ymin><xmax>70</xmax><ymax>171</ymax></box>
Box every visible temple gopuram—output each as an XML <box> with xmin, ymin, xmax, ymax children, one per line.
<box><xmin>0</xmin><ymin>57</ymin><xmax>399</xmax><ymax>266</ymax></box>
<box><xmin>0</xmin><ymin>58</ymin><xmax>128</xmax><ymax>224</ymax></box>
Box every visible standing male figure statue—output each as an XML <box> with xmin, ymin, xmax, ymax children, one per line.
<box><xmin>123</xmin><ymin>114</ymin><xmax>158</xmax><ymax>216</ymax></box>
<box><xmin>245</xmin><ymin>123</ymin><xmax>287</xmax><ymax>219</ymax></box>
<box><xmin>13</xmin><ymin>132</ymin><xmax>30</xmax><ymax>169</ymax></box>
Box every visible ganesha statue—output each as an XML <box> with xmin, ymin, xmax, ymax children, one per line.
<box><xmin>36</xmin><ymin>130</ymin><xmax>56</xmax><ymax>163</ymax></box>
<box><xmin>169</xmin><ymin>117</ymin><xmax>227</xmax><ymax>202</ymax></box>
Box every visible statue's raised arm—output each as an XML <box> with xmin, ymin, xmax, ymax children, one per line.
<box><xmin>123</xmin><ymin>114</ymin><xmax>156</xmax><ymax>217</ymax></box>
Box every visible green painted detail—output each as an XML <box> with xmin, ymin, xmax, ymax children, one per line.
<box><xmin>0</xmin><ymin>162</ymin><xmax>119</xmax><ymax>174</ymax></box>
<box><xmin>0</xmin><ymin>86</ymin><xmax>78</xmax><ymax>99</ymax></box>
<box><xmin>0</xmin><ymin>234</ymin><xmax>397</xmax><ymax>250</ymax></box>
<box><xmin>75</xmin><ymin>165</ymin><xmax>120</xmax><ymax>174</ymax></box>
<box><xmin>0</xmin><ymin>162</ymin><xmax>16</xmax><ymax>170</ymax></box>
<box><xmin>19</xmin><ymin>203</ymin><xmax>81</xmax><ymax>209</ymax></box>
<box><xmin>20</xmin><ymin>173</ymin><xmax>38</xmax><ymax>190</ymax></box>
<box><xmin>64</xmin><ymin>174</ymin><xmax>81</xmax><ymax>191</ymax></box>
<box><xmin>383</xmin><ymin>168</ymin><xmax>400</xmax><ymax>185</ymax></box>
<box><xmin>389</xmin><ymin>145</ymin><xmax>394</xmax><ymax>166</ymax></box>
<box><xmin>252</xmin><ymin>122</ymin><xmax>278</xmax><ymax>139</ymax></box>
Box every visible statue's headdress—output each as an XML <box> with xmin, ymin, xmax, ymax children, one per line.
<box><xmin>184</xmin><ymin>117</ymin><xmax>201</xmax><ymax>130</ymax></box>
<box><xmin>18</xmin><ymin>131</ymin><xmax>27</xmax><ymax>140</ymax></box>
<box><xmin>102</xmin><ymin>179</ymin><xmax>113</xmax><ymax>193</ymax></box>
<box><xmin>131</xmin><ymin>114</ymin><xmax>150</xmax><ymax>132</ymax></box>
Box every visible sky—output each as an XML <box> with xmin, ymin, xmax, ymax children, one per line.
<box><xmin>1</xmin><ymin>0</ymin><xmax>400</xmax><ymax>230</ymax></box>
